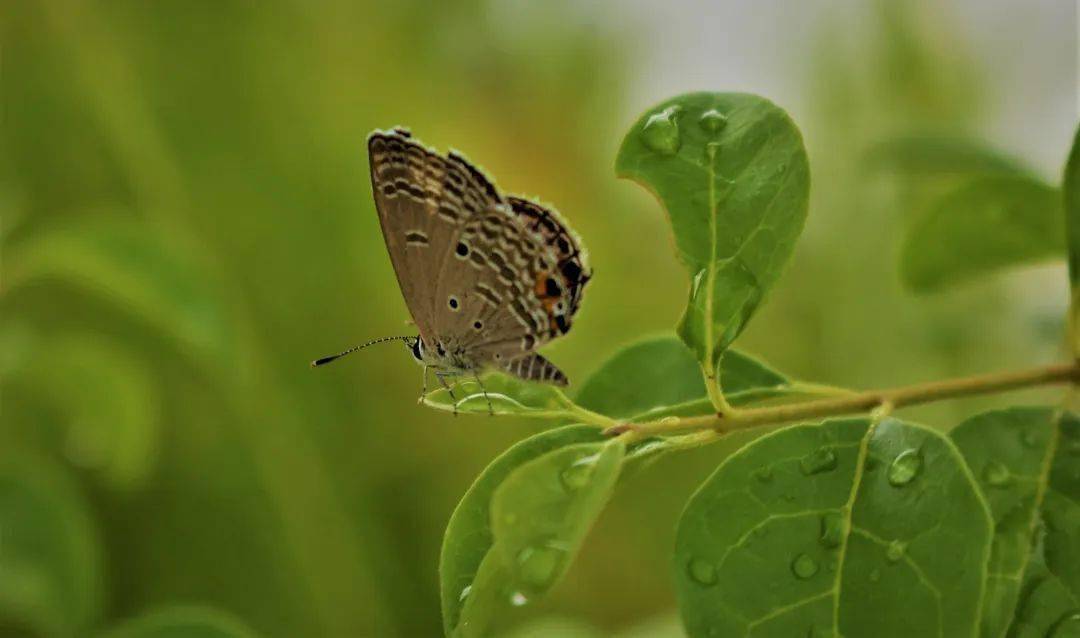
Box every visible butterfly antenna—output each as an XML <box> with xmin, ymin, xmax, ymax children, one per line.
<box><xmin>311</xmin><ymin>336</ymin><xmax>412</xmax><ymax>367</ymax></box>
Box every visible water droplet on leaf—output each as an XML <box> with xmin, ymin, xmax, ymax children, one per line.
<box><xmin>687</xmin><ymin>558</ymin><xmax>718</xmax><ymax>586</ymax></box>
<box><xmin>560</xmin><ymin>454</ymin><xmax>598</xmax><ymax>492</ymax></box>
<box><xmin>641</xmin><ymin>106</ymin><xmax>681</xmax><ymax>155</ymax></box>
<box><xmin>458</xmin><ymin>585</ymin><xmax>471</xmax><ymax>602</ymax></box>
<box><xmin>800</xmin><ymin>447</ymin><xmax>838</xmax><ymax>475</ymax></box>
<box><xmin>819</xmin><ymin>512</ymin><xmax>845</xmax><ymax>548</ymax></box>
<box><xmin>886</xmin><ymin>540</ymin><xmax>906</xmax><ymax>563</ymax></box>
<box><xmin>791</xmin><ymin>553</ymin><xmax>819</xmax><ymax>579</ymax></box>
<box><xmin>888</xmin><ymin>449</ymin><xmax>922</xmax><ymax>486</ymax></box>
<box><xmin>754</xmin><ymin>465</ymin><xmax>774</xmax><ymax>483</ymax></box>
<box><xmin>699</xmin><ymin>108</ymin><xmax>728</xmax><ymax>133</ymax></box>
<box><xmin>982</xmin><ymin>460</ymin><xmax>1012</xmax><ymax>487</ymax></box>
<box><xmin>516</xmin><ymin>545</ymin><xmax>562</xmax><ymax>589</ymax></box>
<box><xmin>510</xmin><ymin>591</ymin><xmax>528</xmax><ymax>607</ymax></box>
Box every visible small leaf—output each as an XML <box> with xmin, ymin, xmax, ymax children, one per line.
<box><xmin>422</xmin><ymin>372</ymin><xmax>576</xmax><ymax>418</ymax></box>
<box><xmin>1064</xmin><ymin>124</ymin><xmax>1080</xmax><ymax>356</ymax></box>
<box><xmin>574</xmin><ymin>335</ymin><xmax>791</xmax><ymax>421</ymax></box>
<box><xmin>865</xmin><ymin>134</ymin><xmax>1029</xmax><ymax>176</ymax></box>
<box><xmin>0</xmin><ymin>453</ymin><xmax>104</xmax><ymax>637</ymax></box>
<box><xmin>949</xmin><ymin>407</ymin><xmax>1059</xmax><ymax>638</ymax></box>
<box><xmin>440</xmin><ymin>426</ymin><xmax>607</xmax><ymax>636</ymax></box>
<box><xmin>616</xmin><ymin>93</ymin><xmax>810</xmax><ymax>383</ymax></box>
<box><xmin>674</xmin><ymin>417</ymin><xmax>992</xmax><ymax>637</ymax></box>
<box><xmin>901</xmin><ymin>174</ymin><xmax>1062</xmax><ymax>293</ymax></box>
<box><xmin>3</xmin><ymin>215</ymin><xmax>234</xmax><ymax>365</ymax></box>
<box><xmin>98</xmin><ymin>606</ymin><xmax>260</xmax><ymax>638</ymax></box>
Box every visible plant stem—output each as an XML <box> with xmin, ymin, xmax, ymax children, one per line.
<box><xmin>616</xmin><ymin>361</ymin><xmax>1080</xmax><ymax>440</ymax></box>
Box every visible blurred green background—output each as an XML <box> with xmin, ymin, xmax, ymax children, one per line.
<box><xmin>0</xmin><ymin>1</ymin><xmax>1075</xmax><ymax>636</ymax></box>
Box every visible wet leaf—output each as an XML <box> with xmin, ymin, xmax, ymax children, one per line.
<box><xmin>949</xmin><ymin>407</ymin><xmax>1059</xmax><ymax>638</ymax></box>
<box><xmin>674</xmin><ymin>417</ymin><xmax>992</xmax><ymax>637</ymax></box>
<box><xmin>616</xmin><ymin>93</ymin><xmax>810</xmax><ymax>379</ymax></box>
<box><xmin>1009</xmin><ymin>412</ymin><xmax>1080</xmax><ymax>636</ymax></box>
<box><xmin>901</xmin><ymin>174</ymin><xmax>1062</xmax><ymax>293</ymax></box>
<box><xmin>574</xmin><ymin>335</ymin><xmax>791</xmax><ymax>421</ymax></box>
<box><xmin>440</xmin><ymin>426</ymin><xmax>608</xmax><ymax>636</ymax></box>
<box><xmin>0</xmin><ymin>453</ymin><xmax>103</xmax><ymax>637</ymax></box>
<box><xmin>99</xmin><ymin>606</ymin><xmax>260</xmax><ymax>638</ymax></box>
<box><xmin>422</xmin><ymin>372</ymin><xmax>577</xmax><ymax>418</ymax></box>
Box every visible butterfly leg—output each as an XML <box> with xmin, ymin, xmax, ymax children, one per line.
<box><xmin>435</xmin><ymin>371</ymin><xmax>458</xmax><ymax>417</ymax></box>
<box><xmin>418</xmin><ymin>365</ymin><xmax>430</xmax><ymax>404</ymax></box>
<box><xmin>472</xmin><ymin>372</ymin><xmax>494</xmax><ymax>416</ymax></box>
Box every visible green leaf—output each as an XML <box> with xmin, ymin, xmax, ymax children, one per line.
<box><xmin>440</xmin><ymin>426</ymin><xmax>608</xmax><ymax>636</ymax></box>
<box><xmin>3</xmin><ymin>215</ymin><xmax>234</xmax><ymax>365</ymax></box>
<box><xmin>673</xmin><ymin>417</ymin><xmax>993</xmax><ymax>638</ymax></box>
<box><xmin>1064</xmin><ymin>124</ymin><xmax>1080</xmax><ymax>357</ymax></box>
<box><xmin>9</xmin><ymin>334</ymin><xmax>160</xmax><ymax>491</ymax></box>
<box><xmin>0</xmin><ymin>453</ymin><xmax>103</xmax><ymax>637</ymax></box>
<box><xmin>865</xmin><ymin>134</ymin><xmax>1029</xmax><ymax>176</ymax></box>
<box><xmin>422</xmin><ymin>372</ymin><xmax>577</xmax><ymax>418</ymax></box>
<box><xmin>900</xmin><ymin>174</ymin><xmax>1062</xmax><ymax>293</ymax></box>
<box><xmin>1064</xmin><ymin>124</ymin><xmax>1080</xmax><ymax>289</ymax></box>
<box><xmin>949</xmin><ymin>408</ymin><xmax>1059</xmax><ymax>638</ymax></box>
<box><xmin>616</xmin><ymin>93</ymin><xmax>810</xmax><ymax>382</ymax></box>
<box><xmin>575</xmin><ymin>335</ymin><xmax>791</xmax><ymax>421</ymax></box>
<box><xmin>99</xmin><ymin>606</ymin><xmax>260</xmax><ymax>638</ymax></box>
<box><xmin>1006</xmin><ymin>412</ymin><xmax>1080</xmax><ymax>636</ymax></box>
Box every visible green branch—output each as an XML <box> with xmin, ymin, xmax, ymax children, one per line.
<box><xmin>612</xmin><ymin>361</ymin><xmax>1080</xmax><ymax>441</ymax></box>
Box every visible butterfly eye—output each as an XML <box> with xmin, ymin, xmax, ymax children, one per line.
<box><xmin>448</xmin><ymin>296</ymin><xmax>460</xmax><ymax>311</ymax></box>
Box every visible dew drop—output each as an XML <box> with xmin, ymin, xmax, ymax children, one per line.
<box><xmin>510</xmin><ymin>591</ymin><xmax>528</xmax><ymax>607</ymax></box>
<box><xmin>791</xmin><ymin>553</ymin><xmax>819</xmax><ymax>579</ymax></box>
<box><xmin>886</xmin><ymin>540</ymin><xmax>906</xmax><ymax>563</ymax></box>
<box><xmin>699</xmin><ymin>108</ymin><xmax>728</xmax><ymax>133</ymax></box>
<box><xmin>753</xmin><ymin>465</ymin><xmax>774</xmax><ymax>483</ymax></box>
<box><xmin>458</xmin><ymin>585</ymin><xmax>471</xmax><ymax>602</ymax></box>
<box><xmin>560</xmin><ymin>454</ymin><xmax>598</xmax><ymax>492</ymax></box>
<box><xmin>687</xmin><ymin>558</ymin><xmax>718</xmax><ymax>586</ymax></box>
<box><xmin>800</xmin><ymin>447</ymin><xmax>838</xmax><ymax>475</ymax></box>
<box><xmin>516</xmin><ymin>545</ymin><xmax>562</xmax><ymax>589</ymax></box>
<box><xmin>887</xmin><ymin>449</ymin><xmax>922</xmax><ymax>487</ymax></box>
<box><xmin>819</xmin><ymin>512</ymin><xmax>845</xmax><ymax>548</ymax></box>
<box><xmin>869</xmin><ymin>568</ymin><xmax>881</xmax><ymax>583</ymax></box>
<box><xmin>982</xmin><ymin>460</ymin><xmax>1012</xmax><ymax>487</ymax></box>
<box><xmin>641</xmin><ymin>106</ymin><xmax>681</xmax><ymax>155</ymax></box>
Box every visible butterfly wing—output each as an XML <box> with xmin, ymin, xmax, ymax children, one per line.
<box><xmin>371</xmin><ymin>129</ymin><xmax>590</xmax><ymax>382</ymax></box>
<box><xmin>368</xmin><ymin>128</ymin><xmax>502</xmax><ymax>341</ymax></box>
<box><xmin>432</xmin><ymin>193</ymin><xmax>591</xmax><ymax>368</ymax></box>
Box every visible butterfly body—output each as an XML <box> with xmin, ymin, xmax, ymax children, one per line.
<box><xmin>367</xmin><ymin>127</ymin><xmax>590</xmax><ymax>390</ymax></box>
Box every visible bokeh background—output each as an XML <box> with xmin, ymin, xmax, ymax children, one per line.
<box><xmin>1</xmin><ymin>0</ymin><xmax>1076</xmax><ymax>636</ymax></box>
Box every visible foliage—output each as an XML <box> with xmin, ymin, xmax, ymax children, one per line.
<box><xmin>426</xmin><ymin>94</ymin><xmax>1080</xmax><ymax>636</ymax></box>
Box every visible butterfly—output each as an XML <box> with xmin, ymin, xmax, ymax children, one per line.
<box><xmin>313</xmin><ymin>128</ymin><xmax>591</xmax><ymax>408</ymax></box>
